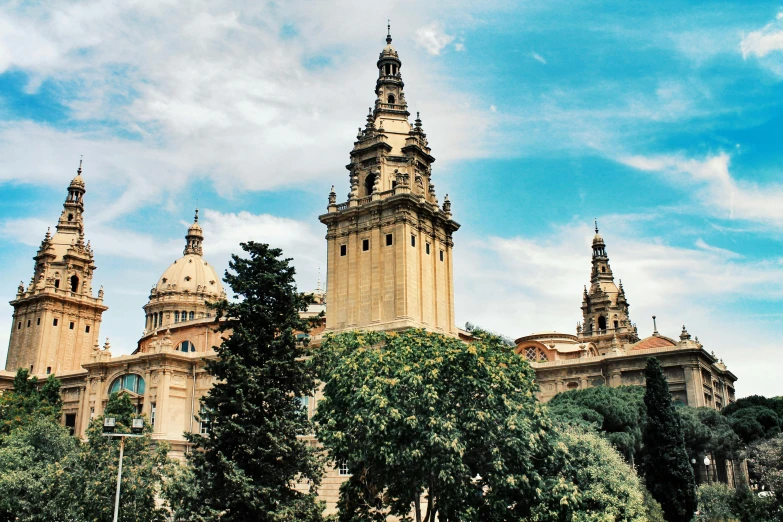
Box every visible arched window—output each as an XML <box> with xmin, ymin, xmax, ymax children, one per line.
<box><xmin>189</xmin><ymin>311</ymin><xmax>195</xmax><ymax>321</ymax></box>
<box><xmin>109</xmin><ymin>374</ymin><xmax>145</xmax><ymax>395</ymax></box>
<box><xmin>598</xmin><ymin>316</ymin><xmax>607</xmax><ymax>331</ymax></box>
<box><xmin>601</xmin><ymin>266</ymin><xmax>606</xmax><ymax>273</ymax></box>
<box><xmin>181</xmin><ymin>310</ymin><xmax>187</xmax><ymax>321</ymax></box>
<box><xmin>54</xmin><ymin>279</ymin><xmax>60</xmax><ymax>289</ymax></box>
<box><xmin>387</xmin><ymin>93</ymin><xmax>395</xmax><ymax>104</ymax></box>
<box><xmin>178</xmin><ymin>340</ymin><xmax>195</xmax><ymax>352</ymax></box>
<box><xmin>67</xmin><ymin>213</ymin><xmax>73</xmax><ymax>221</ymax></box>
<box><xmin>70</xmin><ymin>275</ymin><xmax>79</xmax><ymax>293</ymax></box>
<box><xmin>522</xmin><ymin>346</ymin><xmax>548</xmax><ymax>362</ymax></box>
<box><xmin>174</xmin><ymin>311</ymin><xmax>180</xmax><ymax>323</ymax></box>
<box><xmin>365</xmin><ymin>173</ymin><xmax>377</xmax><ymax>196</ymax></box>
<box><xmin>153</xmin><ymin>313</ymin><xmax>158</xmax><ymax>328</ymax></box>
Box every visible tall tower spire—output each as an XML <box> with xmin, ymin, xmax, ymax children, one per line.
<box><xmin>320</xmin><ymin>30</ymin><xmax>459</xmax><ymax>335</ymax></box>
<box><xmin>184</xmin><ymin>208</ymin><xmax>204</xmax><ymax>256</ymax></box>
<box><xmin>578</xmin><ymin>224</ymin><xmax>637</xmax><ymax>353</ymax></box>
<box><xmin>6</xmin><ymin>163</ymin><xmax>107</xmax><ymax>375</ymax></box>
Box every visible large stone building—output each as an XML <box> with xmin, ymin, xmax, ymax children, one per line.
<box><xmin>0</xmin><ymin>26</ymin><xmax>740</xmax><ymax>511</ymax></box>
<box><xmin>515</xmin><ymin>224</ymin><xmax>737</xmax><ymax>409</ymax></box>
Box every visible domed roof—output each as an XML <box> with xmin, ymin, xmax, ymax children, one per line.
<box><xmin>156</xmin><ymin>254</ymin><xmax>223</xmax><ymax>296</ymax></box>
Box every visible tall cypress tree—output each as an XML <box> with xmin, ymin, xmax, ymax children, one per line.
<box><xmin>182</xmin><ymin>242</ymin><xmax>323</xmax><ymax>522</ymax></box>
<box><xmin>643</xmin><ymin>357</ymin><xmax>697</xmax><ymax>522</ymax></box>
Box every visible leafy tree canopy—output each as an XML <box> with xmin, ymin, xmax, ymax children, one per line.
<box><xmin>0</xmin><ymin>369</ymin><xmax>62</xmax><ymax>435</ymax></box>
<box><xmin>178</xmin><ymin>241</ymin><xmax>323</xmax><ymax>522</ymax></box>
<box><xmin>313</xmin><ymin>328</ymin><xmax>553</xmax><ymax>522</ymax></box>
<box><xmin>643</xmin><ymin>357</ymin><xmax>697</xmax><ymax>522</ymax></box>
<box><xmin>531</xmin><ymin>428</ymin><xmax>649</xmax><ymax>522</ymax></box>
<box><xmin>548</xmin><ymin>385</ymin><xmax>646</xmax><ymax>463</ymax></box>
<box><xmin>678</xmin><ymin>406</ymin><xmax>743</xmax><ymax>461</ymax></box>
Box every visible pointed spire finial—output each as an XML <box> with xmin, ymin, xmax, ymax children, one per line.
<box><xmin>77</xmin><ymin>155</ymin><xmax>83</xmax><ymax>175</ymax></box>
<box><xmin>652</xmin><ymin>315</ymin><xmax>659</xmax><ymax>336</ymax></box>
<box><xmin>194</xmin><ymin>207</ymin><xmax>199</xmax><ymax>223</ymax></box>
<box><xmin>595</xmin><ymin>219</ymin><xmax>599</xmax><ymax>234</ymax></box>
<box><xmin>387</xmin><ymin>20</ymin><xmax>392</xmax><ymax>44</ymax></box>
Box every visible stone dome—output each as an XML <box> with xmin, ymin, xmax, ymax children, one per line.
<box><xmin>155</xmin><ymin>254</ymin><xmax>223</xmax><ymax>296</ymax></box>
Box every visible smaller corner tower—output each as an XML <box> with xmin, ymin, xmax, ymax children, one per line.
<box><xmin>319</xmin><ymin>25</ymin><xmax>460</xmax><ymax>335</ymax></box>
<box><xmin>6</xmin><ymin>160</ymin><xmax>107</xmax><ymax>375</ymax></box>
<box><xmin>577</xmin><ymin>222</ymin><xmax>638</xmax><ymax>353</ymax></box>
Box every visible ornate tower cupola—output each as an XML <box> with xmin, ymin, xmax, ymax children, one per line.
<box><xmin>184</xmin><ymin>209</ymin><xmax>204</xmax><ymax>256</ymax></box>
<box><xmin>6</xmin><ymin>160</ymin><xmax>107</xmax><ymax>375</ymax></box>
<box><xmin>320</xmin><ymin>26</ymin><xmax>459</xmax><ymax>335</ymax></box>
<box><xmin>578</xmin><ymin>222</ymin><xmax>638</xmax><ymax>353</ymax></box>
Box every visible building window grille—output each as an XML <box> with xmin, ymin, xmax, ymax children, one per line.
<box><xmin>340</xmin><ymin>244</ymin><xmax>347</xmax><ymax>256</ymax></box>
<box><xmin>386</xmin><ymin>233</ymin><xmax>393</xmax><ymax>246</ymax></box>
<box><xmin>339</xmin><ymin>462</ymin><xmax>351</xmax><ymax>476</ymax></box>
<box><xmin>525</xmin><ymin>347</ymin><xmax>537</xmax><ymax>360</ymax></box>
<box><xmin>362</xmin><ymin>239</ymin><xmax>370</xmax><ymax>251</ymax></box>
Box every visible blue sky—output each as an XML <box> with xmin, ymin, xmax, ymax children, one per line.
<box><xmin>0</xmin><ymin>1</ymin><xmax>781</xmax><ymax>396</ymax></box>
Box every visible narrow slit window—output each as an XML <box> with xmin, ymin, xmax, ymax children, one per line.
<box><xmin>53</xmin><ymin>318</ymin><xmax>59</xmax><ymax>327</ymax></box>
<box><xmin>69</xmin><ymin>322</ymin><xmax>75</xmax><ymax>330</ymax></box>
<box><xmin>362</xmin><ymin>239</ymin><xmax>370</xmax><ymax>251</ymax></box>
<box><xmin>411</xmin><ymin>235</ymin><xmax>416</xmax><ymax>247</ymax></box>
<box><xmin>85</xmin><ymin>325</ymin><xmax>91</xmax><ymax>333</ymax></box>
<box><xmin>386</xmin><ymin>234</ymin><xmax>393</xmax><ymax>246</ymax></box>
<box><xmin>37</xmin><ymin>318</ymin><xmax>40</xmax><ymax>326</ymax></box>
<box><xmin>440</xmin><ymin>250</ymin><xmax>444</xmax><ymax>262</ymax></box>
<box><xmin>27</xmin><ymin>320</ymin><xmax>31</xmax><ymax>328</ymax></box>
<box><xmin>426</xmin><ymin>243</ymin><xmax>431</xmax><ymax>255</ymax></box>
<box><xmin>340</xmin><ymin>244</ymin><xmax>347</xmax><ymax>256</ymax></box>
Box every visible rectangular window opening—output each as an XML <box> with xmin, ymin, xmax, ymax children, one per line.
<box><xmin>17</xmin><ymin>322</ymin><xmax>21</xmax><ymax>330</ymax></box>
<box><xmin>339</xmin><ymin>462</ymin><xmax>351</xmax><ymax>476</ymax></box>
<box><xmin>36</xmin><ymin>318</ymin><xmax>40</xmax><ymax>326</ymax></box>
<box><xmin>69</xmin><ymin>322</ymin><xmax>75</xmax><ymax>330</ymax></box>
<box><xmin>440</xmin><ymin>250</ymin><xmax>444</xmax><ymax>262</ymax></box>
<box><xmin>27</xmin><ymin>320</ymin><xmax>31</xmax><ymax>328</ymax></box>
<box><xmin>85</xmin><ymin>325</ymin><xmax>91</xmax><ymax>333</ymax></box>
<box><xmin>362</xmin><ymin>239</ymin><xmax>370</xmax><ymax>251</ymax></box>
<box><xmin>426</xmin><ymin>243</ymin><xmax>431</xmax><ymax>255</ymax></box>
<box><xmin>385</xmin><ymin>233</ymin><xmax>393</xmax><ymax>246</ymax></box>
<box><xmin>411</xmin><ymin>235</ymin><xmax>416</xmax><ymax>247</ymax></box>
<box><xmin>53</xmin><ymin>318</ymin><xmax>58</xmax><ymax>327</ymax></box>
<box><xmin>64</xmin><ymin>413</ymin><xmax>76</xmax><ymax>435</ymax></box>
<box><xmin>151</xmin><ymin>403</ymin><xmax>156</xmax><ymax>428</ymax></box>
<box><xmin>46</xmin><ymin>366</ymin><xmax>51</xmax><ymax>375</ymax></box>
<box><xmin>340</xmin><ymin>244</ymin><xmax>347</xmax><ymax>256</ymax></box>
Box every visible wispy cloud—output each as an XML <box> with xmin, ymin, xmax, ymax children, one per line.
<box><xmin>414</xmin><ymin>22</ymin><xmax>455</xmax><ymax>55</ymax></box>
<box><xmin>619</xmin><ymin>152</ymin><xmax>783</xmax><ymax>229</ymax></box>
<box><xmin>531</xmin><ymin>51</ymin><xmax>547</xmax><ymax>64</ymax></box>
<box><xmin>741</xmin><ymin>11</ymin><xmax>783</xmax><ymax>58</ymax></box>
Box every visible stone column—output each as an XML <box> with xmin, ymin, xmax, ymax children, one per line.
<box><xmin>684</xmin><ymin>365</ymin><xmax>700</xmax><ymax>407</ymax></box>
<box><xmin>156</xmin><ymin>368</ymin><xmax>171</xmax><ymax>436</ymax></box>
<box><xmin>77</xmin><ymin>383</ymin><xmax>90</xmax><ymax>438</ymax></box>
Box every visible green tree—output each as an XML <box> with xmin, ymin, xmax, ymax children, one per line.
<box><xmin>678</xmin><ymin>406</ymin><xmax>743</xmax><ymax>463</ymax></box>
<box><xmin>643</xmin><ymin>357</ymin><xmax>697</xmax><ymax>522</ymax></box>
<box><xmin>0</xmin><ymin>416</ymin><xmax>77</xmax><ymax>521</ymax></box>
<box><xmin>313</xmin><ymin>328</ymin><xmax>553</xmax><ymax>522</ymax></box>
<box><xmin>723</xmin><ymin>395</ymin><xmax>783</xmax><ymax>445</ymax></box>
<box><xmin>548</xmin><ymin>385</ymin><xmax>646</xmax><ymax>464</ymax></box>
<box><xmin>63</xmin><ymin>392</ymin><xmax>173</xmax><ymax>522</ymax></box>
<box><xmin>746</xmin><ymin>434</ymin><xmax>783</xmax><ymax>516</ymax></box>
<box><xmin>695</xmin><ymin>483</ymin><xmax>737</xmax><ymax>522</ymax></box>
<box><xmin>531</xmin><ymin>429</ymin><xmax>648</xmax><ymax>521</ymax></box>
<box><xmin>178</xmin><ymin>242</ymin><xmax>323</xmax><ymax>522</ymax></box>
<box><xmin>0</xmin><ymin>369</ymin><xmax>62</xmax><ymax>435</ymax></box>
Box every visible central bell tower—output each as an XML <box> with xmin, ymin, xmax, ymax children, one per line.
<box><xmin>319</xmin><ymin>26</ymin><xmax>459</xmax><ymax>335</ymax></box>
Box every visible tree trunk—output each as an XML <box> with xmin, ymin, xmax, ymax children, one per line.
<box><xmin>415</xmin><ymin>495</ymin><xmax>422</xmax><ymax>522</ymax></box>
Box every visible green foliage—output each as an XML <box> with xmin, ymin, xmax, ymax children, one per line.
<box><xmin>177</xmin><ymin>242</ymin><xmax>323</xmax><ymax>522</ymax></box>
<box><xmin>695</xmin><ymin>483</ymin><xmax>737</xmax><ymax>521</ymax></box>
<box><xmin>548</xmin><ymin>385</ymin><xmax>646</xmax><ymax>462</ymax></box>
<box><xmin>0</xmin><ymin>416</ymin><xmax>77</xmax><ymax>521</ymax></box>
<box><xmin>64</xmin><ymin>392</ymin><xmax>173</xmax><ymax>522</ymax></box>
<box><xmin>723</xmin><ymin>396</ymin><xmax>783</xmax><ymax>445</ymax></box>
<box><xmin>731</xmin><ymin>485</ymin><xmax>781</xmax><ymax>522</ymax></box>
<box><xmin>678</xmin><ymin>406</ymin><xmax>743</xmax><ymax>462</ymax></box>
<box><xmin>643</xmin><ymin>357</ymin><xmax>697</xmax><ymax>522</ymax></box>
<box><xmin>0</xmin><ymin>392</ymin><xmax>170</xmax><ymax>522</ymax></box>
<box><xmin>313</xmin><ymin>328</ymin><xmax>553</xmax><ymax>522</ymax></box>
<box><xmin>746</xmin><ymin>434</ymin><xmax>783</xmax><ymax>516</ymax></box>
<box><xmin>0</xmin><ymin>369</ymin><xmax>62</xmax><ymax>435</ymax></box>
<box><xmin>531</xmin><ymin>428</ymin><xmax>648</xmax><ymax>521</ymax></box>
<box><xmin>643</xmin><ymin>487</ymin><xmax>667</xmax><ymax>522</ymax></box>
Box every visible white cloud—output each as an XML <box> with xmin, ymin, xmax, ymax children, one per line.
<box><xmin>531</xmin><ymin>51</ymin><xmax>547</xmax><ymax>64</ymax></box>
<box><xmin>454</xmin><ymin>42</ymin><xmax>465</xmax><ymax>52</ymax></box>
<box><xmin>741</xmin><ymin>12</ymin><xmax>783</xmax><ymax>58</ymax></box>
<box><xmin>490</xmin><ymin>104</ymin><xmax>497</xmax><ymax>112</ymax></box>
<box><xmin>0</xmin><ymin>3</ymin><xmax>492</xmax><ymax>216</ymax></box>
<box><xmin>414</xmin><ymin>22</ymin><xmax>455</xmax><ymax>56</ymax></box>
<box><xmin>619</xmin><ymin>152</ymin><xmax>783</xmax><ymax>228</ymax></box>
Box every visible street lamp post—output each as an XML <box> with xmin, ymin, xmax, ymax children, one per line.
<box><xmin>691</xmin><ymin>458</ymin><xmax>698</xmax><ymax>485</ymax></box>
<box><xmin>102</xmin><ymin>417</ymin><xmax>145</xmax><ymax>522</ymax></box>
<box><xmin>704</xmin><ymin>456</ymin><xmax>712</xmax><ymax>485</ymax></box>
